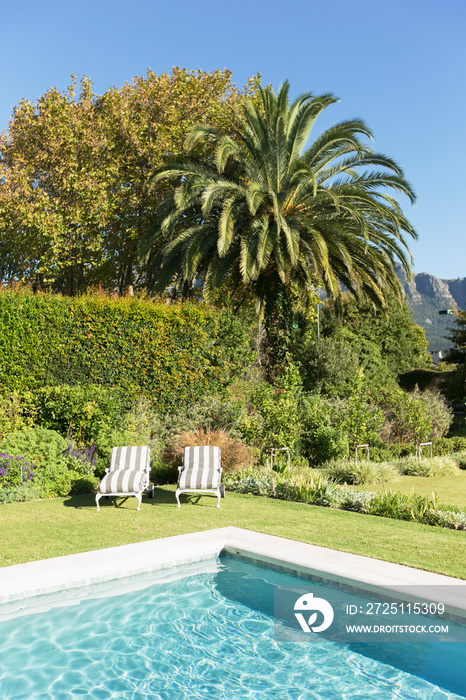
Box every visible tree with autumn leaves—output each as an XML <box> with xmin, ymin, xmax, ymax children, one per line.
<box><xmin>0</xmin><ymin>68</ymin><xmax>254</xmax><ymax>294</ymax></box>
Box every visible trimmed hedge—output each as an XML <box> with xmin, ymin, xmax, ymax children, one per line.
<box><xmin>0</xmin><ymin>289</ymin><xmax>254</xmax><ymax>412</ymax></box>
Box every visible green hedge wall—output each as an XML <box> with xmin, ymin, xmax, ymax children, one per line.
<box><xmin>0</xmin><ymin>289</ymin><xmax>253</xmax><ymax>412</ymax></box>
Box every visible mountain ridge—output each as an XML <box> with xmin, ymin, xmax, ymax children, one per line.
<box><xmin>396</xmin><ymin>265</ymin><xmax>466</xmax><ymax>352</ymax></box>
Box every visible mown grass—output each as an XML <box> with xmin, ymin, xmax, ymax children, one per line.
<box><xmin>1</xmin><ymin>485</ymin><xmax>465</xmax><ymax>579</ymax></box>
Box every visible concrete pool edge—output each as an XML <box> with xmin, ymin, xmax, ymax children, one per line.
<box><xmin>1</xmin><ymin>527</ymin><xmax>465</xmax><ymax>617</ymax></box>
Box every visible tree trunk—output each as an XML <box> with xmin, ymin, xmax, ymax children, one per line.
<box><xmin>262</xmin><ymin>275</ymin><xmax>293</xmax><ymax>382</ymax></box>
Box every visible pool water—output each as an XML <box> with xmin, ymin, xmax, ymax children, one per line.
<box><xmin>0</xmin><ymin>556</ymin><xmax>465</xmax><ymax>699</ymax></box>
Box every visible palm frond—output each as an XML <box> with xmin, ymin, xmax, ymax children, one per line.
<box><xmin>142</xmin><ymin>80</ymin><xmax>416</xmax><ymax>318</ymax></box>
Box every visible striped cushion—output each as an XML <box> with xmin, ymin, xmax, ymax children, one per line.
<box><xmin>99</xmin><ymin>469</ymin><xmax>148</xmax><ymax>494</ymax></box>
<box><xmin>109</xmin><ymin>446</ymin><xmax>150</xmax><ymax>473</ymax></box>
<box><xmin>178</xmin><ymin>446</ymin><xmax>221</xmax><ymax>489</ymax></box>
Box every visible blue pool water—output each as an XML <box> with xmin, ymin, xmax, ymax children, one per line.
<box><xmin>0</xmin><ymin>556</ymin><xmax>465</xmax><ymax>699</ymax></box>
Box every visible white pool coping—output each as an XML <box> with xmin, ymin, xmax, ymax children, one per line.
<box><xmin>1</xmin><ymin>527</ymin><xmax>465</xmax><ymax>618</ymax></box>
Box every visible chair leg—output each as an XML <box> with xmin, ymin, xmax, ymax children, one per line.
<box><xmin>175</xmin><ymin>489</ymin><xmax>181</xmax><ymax>507</ymax></box>
<box><xmin>96</xmin><ymin>493</ymin><xmax>102</xmax><ymax>512</ymax></box>
<box><xmin>136</xmin><ymin>493</ymin><xmax>142</xmax><ymax>511</ymax></box>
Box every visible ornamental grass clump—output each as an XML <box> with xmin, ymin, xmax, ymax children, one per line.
<box><xmin>321</xmin><ymin>459</ymin><xmax>399</xmax><ymax>485</ymax></box>
<box><xmin>273</xmin><ymin>471</ymin><xmax>335</xmax><ymax>504</ymax></box>
<box><xmin>366</xmin><ymin>490</ymin><xmax>413</xmax><ymax>519</ymax></box>
<box><xmin>164</xmin><ymin>428</ymin><xmax>254</xmax><ymax>474</ymax></box>
<box><xmin>451</xmin><ymin>451</ymin><xmax>466</xmax><ymax>469</ymax></box>
<box><xmin>225</xmin><ymin>467</ymin><xmax>336</xmax><ymax>504</ymax></box>
<box><xmin>394</xmin><ymin>455</ymin><xmax>460</xmax><ymax>477</ymax></box>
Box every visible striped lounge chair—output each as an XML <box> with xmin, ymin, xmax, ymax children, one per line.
<box><xmin>96</xmin><ymin>446</ymin><xmax>152</xmax><ymax>512</ymax></box>
<box><xmin>176</xmin><ymin>446</ymin><xmax>224</xmax><ymax>508</ymax></box>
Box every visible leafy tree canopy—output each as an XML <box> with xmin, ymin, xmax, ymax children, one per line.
<box><xmin>0</xmin><ymin>68</ymin><xmax>256</xmax><ymax>294</ymax></box>
<box><xmin>321</xmin><ymin>294</ymin><xmax>431</xmax><ymax>377</ymax></box>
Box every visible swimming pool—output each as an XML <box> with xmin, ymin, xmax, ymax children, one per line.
<box><xmin>0</xmin><ymin>545</ymin><xmax>465</xmax><ymax>699</ymax></box>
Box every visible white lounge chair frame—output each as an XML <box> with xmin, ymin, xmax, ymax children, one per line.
<box><xmin>176</xmin><ymin>446</ymin><xmax>223</xmax><ymax>508</ymax></box>
<box><xmin>96</xmin><ymin>446</ymin><xmax>152</xmax><ymax>512</ymax></box>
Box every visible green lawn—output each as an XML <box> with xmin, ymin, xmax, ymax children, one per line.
<box><xmin>347</xmin><ymin>470</ymin><xmax>466</xmax><ymax>508</ymax></box>
<box><xmin>1</xmin><ymin>485</ymin><xmax>465</xmax><ymax>579</ymax></box>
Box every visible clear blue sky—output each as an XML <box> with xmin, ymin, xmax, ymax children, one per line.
<box><xmin>1</xmin><ymin>0</ymin><xmax>465</xmax><ymax>279</ymax></box>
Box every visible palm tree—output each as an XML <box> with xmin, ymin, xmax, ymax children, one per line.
<box><xmin>141</xmin><ymin>81</ymin><xmax>417</xmax><ymax>377</ymax></box>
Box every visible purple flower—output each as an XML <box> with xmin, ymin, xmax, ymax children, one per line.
<box><xmin>0</xmin><ymin>453</ymin><xmax>35</xmax><ymax>489</ymax></box>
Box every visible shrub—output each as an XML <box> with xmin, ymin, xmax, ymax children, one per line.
<box><xmin>322</xmin><ymin>459</ymin><xmax>399</xmax><ymax>485</ymax></box>
<box><xmin>224</xmin><ymin>467</ymin><xmax>334</xmax><ymax>503</ymax></box>
<box><xmin>236</xmin><ymin>412</ymin><xmax>264</xmax><ymax>446</ymax></box>
<box><xmin>251</xmin><ymin>364</ymin><xmax>302</xmax><ymax>451</ymax></box>
<box><xmin>0</xmin><ymin>391</ymin><xmax>36</xmax><ymax>440</ymax></box>
<box><xmin>366</xmin><ymin>490</ymin><xmax>412</xmax><ymax>519</ymax></box>
<box><xmin>0</xmin><ymin>427</ymin><xmax>66</xmax><ymax>467</ymax></box>
<box><xmin>363</xmin><ymin>443</ymin><xmax>413</xmax><ymax>462</ymax></box>
<box><xmin>336</xmin><ymin>489</ymin><xmax>466</xmax><ymax>529</ymax></box>
<box><xmin>302</xmin><ymin>423</ymin><xmax>348</xmax><ymax>466</ymax></box>
<box><xmin>335</xmin><ymin>488</ymin><xmax>374</xmax><ymax>512</ymax></box>
<box><xmin>172</xmin><ymin>394</ymin><xmax>248</xmax><ymax>438</ymax></box>
<box><xmin>68</xmin><ymin>477</ymin><xmax>99</xmax><ymax>495</ymax></box>
<box><xmin>34</xmin><ymin>461</ymin><xmax>74</xmax><ymax>498</ymax></box>
<box><xmin>344</xmin><ymin>369</ymin><xmax>384</xmax><ymax>450</ymax></box>
<box><xmin>432</xmin><ymin>436</ymin><xmax>466</xmax><ymax>454</ymax></box>
<box><xmin>288</xmin><ymin>455</ymin><xmax>310</xmax><ymax>471</ymax></box>
<box><xmin>299</xmin><ymin>394</ymin><xmax>348</xmax><ymax>465</ymax></box>
<box><xmin>273</xmin><ymin>471</ymin><xmax>336</xmax><ymax>505</ymax></box>
<box><xmin>0</xmin><ymin>427</ymin><xmax>98</xmax><ymax>498</ymax></box>
<box><xmin>433</xmin><ymin>509</ymin><xmax>466</xmax><ymax>530</ymax></box>
<box><xmin>296</xmin><ymin>337</ymin><xmax>359</xmax><ymax>397</ymax></box>
<box><xmin>378</xmin><ymin>386</ymin><xmax>452</xmax><ymax>445</ymax></box>
<box><xmin>417</xmin><ymin>389</ymin><xmax>454</xmax><ymax>438</ymax></box>
<box><xmin>444</xmin><ymin>362</ymin><xmax>466</xmax><ymax>403</ymax></box>
<box><xmin>33</xmin><ymin>384</ymin><xmax>125</xmax><ymax>443</ymax></box>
